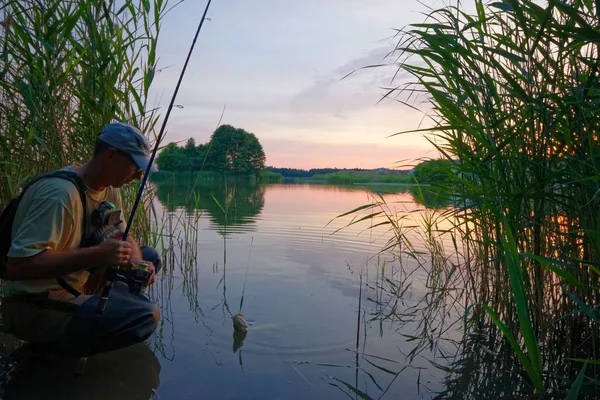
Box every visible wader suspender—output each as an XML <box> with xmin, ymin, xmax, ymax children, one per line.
<box><xmin>21</xmin><ymin>171</ymin><xmax>88</xmax><ymax>297</ymax></box>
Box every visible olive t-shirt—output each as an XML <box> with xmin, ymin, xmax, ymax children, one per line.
<box><xmin>2</xmin><ymin>165</ymin><xmax>123</xmax><ymax>299</ymax></box>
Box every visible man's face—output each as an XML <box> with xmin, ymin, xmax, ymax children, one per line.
<box><xmin>105</xmin><ymin>148</ymin><xmax>143</xmax><ymax>188</ymax></box>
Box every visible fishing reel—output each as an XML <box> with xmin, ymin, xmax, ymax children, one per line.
<box><xmin>92</xmin><ymin>201</ymin><xmax>121</xmax><ymax>227</ymax></box>
<box><xmin>84</xmin><ymin>201</ymin><xmax>123</xmax><ymax>248</ymax></box>
<box><xmin>110</xmin><ymin>260</ymin><xmax>153</xmax><ymax>295</ymax></box>
<box><xmin>118</xmin><ymin>261</ymin><xmax>153</xmax><ymax>295</ymax></box>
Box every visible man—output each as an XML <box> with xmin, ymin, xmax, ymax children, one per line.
<box><xmin>1</xmin><ymin>122</ymin><xmax>161</xmax><ymax>357</ymax></box>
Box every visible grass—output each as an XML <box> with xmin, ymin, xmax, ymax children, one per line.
<box><xmin>258</xmin><ymin>170</ymin><xmax>283</xmax><ymax>183</ymax></box>
<box><xmin>305</xmin><ymin>171</ymin><xmax>413</xmax><ymax>185</ymax></box>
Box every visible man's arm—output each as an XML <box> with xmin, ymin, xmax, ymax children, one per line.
<box><xmin>6</xmin><ymin>239</ymin><xmax>132</xmax><ymax>281</ymax></box>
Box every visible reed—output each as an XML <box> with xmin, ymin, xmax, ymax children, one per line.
<box><xmin>342</xmin><ymin>0</ymin><xmax>600</xmax><ymax>396</ymax></box>
<box><xmin>0</xmin><ymin>0</ymin><xmax>172</xmax><ymax>240</ymax></box>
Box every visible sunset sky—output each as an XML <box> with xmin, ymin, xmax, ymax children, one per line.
<box><xmin>149</xmin><ymin>0</ymin><xmax>461</xmax><ymax>169</ymax></box>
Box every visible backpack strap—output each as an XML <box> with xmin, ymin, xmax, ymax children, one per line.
<box><xmin>23</xmin><ymin>170</ymin><xmax>88</xmax><ymax>298</ymax></box>
<box><xmin>41</xmin><ymin>170</ymin><xmax>89</xmax><ymax>246</ymax></box>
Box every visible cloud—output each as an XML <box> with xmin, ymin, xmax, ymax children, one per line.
<box><xmin>331</xmin><ymin>46</ymin><xmax>395</xmax><ymax>77</ymax></box>
<box><xmin>144</xmin><ymin>0</ymin><xmax>443</xmax><ymax>170</ymax></box>
<box><xmin>288</xmin><ymin>44</ymin><xmax>415</xmax><ymax>118</ymax></box>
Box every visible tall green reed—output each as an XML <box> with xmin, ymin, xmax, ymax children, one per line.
<box><xmin>346</xmin><ymin>0</ymin><xmax>600</xmax><ymax>396</ymax></box>
<box><xmin>0</xmin><ymin>0</ymin><xmax>172</xmax><ymax>240</ymax></box>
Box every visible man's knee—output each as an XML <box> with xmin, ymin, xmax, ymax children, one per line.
<box><xmin>64</xmin><ymin>291</ymin><xmax>161</xmax><ymax>356</ymax></box>
<box><xmin>151</xmin><ymin>304</ymin><xmax>160</xmax><ymax>331</ymax></box>
<box><xmin>141</xmin><ymin>245</ymin><xmax>162</xmax><ymax>274</ymax></box>
<box><xmin>134</xmin><ymin>302</ymin><xmax>160</xmax><ymax>341</ymax></box>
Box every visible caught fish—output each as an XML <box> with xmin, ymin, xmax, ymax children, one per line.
<box><xmin>232</xmin><ymin>313</ymin><xmax>248</xmax><ymax>333</ymax></box>
<box><xmin>232</xmin><ymin>314</ymin><xmax>248</xmax><ymax>353</ymax></box>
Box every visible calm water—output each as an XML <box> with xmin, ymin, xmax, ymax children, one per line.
<box><xmin>0</xmin><ymin>179</ymin><xmax>460</xmax><ymax>400</ymax></box>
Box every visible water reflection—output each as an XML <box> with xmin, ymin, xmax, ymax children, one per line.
<box><xmin>410</xmin><ymin>186</ymin><xmax>452</xmax><ymax>209</ymax></box>
<box><xmin>151</xmin><ymin>173</ymin><xmax>265</xmax><ymax>235</ymax></box>
<box><xmin>149</xmin><ymin>181</ymin><xmax>446</xmax><ymax>397</ymax></box>
<box><xmin>304</xmin><ymin>182</ymin><xmax>453</xmax><ymax>210</ymax></box>
<box><xmin>145</xmin><ymin>182</ymin><xmax>462</xmax><ymax>398</ymax></box>
<box><xmin>148</xmin><ymin>271</ymin><xmax>176</xmax><ymax>362</ymax></box>
<box><xmin>323</xmin><ymin>192</ymin><xmax>600</xmax><ymax>399</ymax></box>
<box><xmin>324</xmin><ymin>272</ymin><xmax>407</xmax><ymax>400</ymax></box>
<box><xmin>434</xmin><ymin>327</ymin><xmax>535</xmax><ymax>399</ymax></box>
<box><xmin>3</xmin><ymin>343</ymin><xmax>160</xmax><ymax>400</ymax></box>
<box><xmin>322</xmin><ymin>261</ymin><xmax>439</xmax><ymax>400</ymax></box>
<box><xmin>0</xmin><ymin>181</ymin><xmax>464</xmax><ymax>399</ymax></box>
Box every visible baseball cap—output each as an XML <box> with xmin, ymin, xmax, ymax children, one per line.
<box><xmin>98</xmin><ymin>122</ymin><xmax>157</xmax><ymax>172</ymax></box>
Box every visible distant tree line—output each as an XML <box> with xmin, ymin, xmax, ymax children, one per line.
<box><xmin>266</xmin><ymin>167</ymin><xmax>412</xmax><ymax>178</ymax></box>
<box><xmin>265</xmin><ymin>167</ymin><xmax>340</xmax><ymax>177</ymax></box>
<box><xmin>156</xmin><ymin>125</ymin><xmax>266</xmax><ymax>176</ymax></box>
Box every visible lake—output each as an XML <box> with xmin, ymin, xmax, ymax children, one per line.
<box><xmin>0</xmin><ymin>178</ymin><xmax>461</xmax><ymax>400</ymax></box>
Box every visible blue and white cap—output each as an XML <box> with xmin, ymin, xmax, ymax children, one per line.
<box><xmin>98</xmin><ymin>122</ymin><xmax>157</xmax><ymax>172</ymax></box>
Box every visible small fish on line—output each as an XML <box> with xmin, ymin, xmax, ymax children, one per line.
<box><xmin>232</xmin><ymin>313</ymin><xmax>248</xmax><ymax>333</ymax></box>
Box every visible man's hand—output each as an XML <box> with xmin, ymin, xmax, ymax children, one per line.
<box><xmin>146</xmin><ymin>263</ymin><xmax>156</xmax><ymax>286</ymax></box>
<box><xmin>97</xmin><ymin>239</ymin><xmax>132</xmax><ymax>266</ymax></box>
<box><xmin>130</xmin><ymin>259</ymin><xmax>156</xmax><ymax>288</ymax></box>
<box><xmin>6</xmin><ymin>240</ymin><xmax>131</xmax><ymax>281</ymax></box>
<box><xmin>126</xmin><ymin>236</ymin><xmax>143</xmax><ymax>262</ymax></box>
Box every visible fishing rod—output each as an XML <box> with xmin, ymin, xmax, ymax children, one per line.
<box><xmin>96</xmin><ymin>0</ymin><xmax>214</xmax><ymax>315</ymax></box>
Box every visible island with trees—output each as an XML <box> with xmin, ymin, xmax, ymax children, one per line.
<box><xmin>156</xmin><ymin>124</ymin><xmax>266</xmax><ymax>176</ymax></box>
<box><xmin>154</xmin><ymin>124</ymin><xmax>451</xmax><ymax>190</ymax></box>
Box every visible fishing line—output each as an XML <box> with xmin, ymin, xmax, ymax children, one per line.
<box><xmin>97</xmin><ymin>0</ymin><xmax>214</xmax><ymax>315</ymax></box>
<box><xmin>238</xmin><ymin>236</ymin><xmax>254</xmax><ymax>314</ymax></box>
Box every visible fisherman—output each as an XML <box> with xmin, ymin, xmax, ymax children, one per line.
<box><xmin>1</xmin><ymin>122</ymin><xmax>162</xmax><ymax>358</ymax></box>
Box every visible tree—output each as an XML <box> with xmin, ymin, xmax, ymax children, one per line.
<box><xmin>205</xmin><ymin>125</ymin><xmax>266</xmax><ymax>175</ymax></box>
<box><xmin>156</xmin><ymin>142</ymin><xmax>184</xmax><ymax>171</ymax></box>
<box><xmin>184</xmin><ymin>137</ymin><xmax>197</xmax><ymax>153</ymax></box>
<box><xmin>155</xmin><ymin>126</ymin><xmax>266</xmax><ymax>175</ymax></box>
<box><xmin>183</xmin><ymin>138</ymin><xmax>202</xmax><ymax>170</ymax></box>
<box><xmin>195</xmin><ymin>143</ymin><xmax>208</xmax><ymax>170</ymax></box>
<box><xmin>412</xmin><ymin>160</ymin><xmax>453</xmax><ymax>184</ymax></box>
